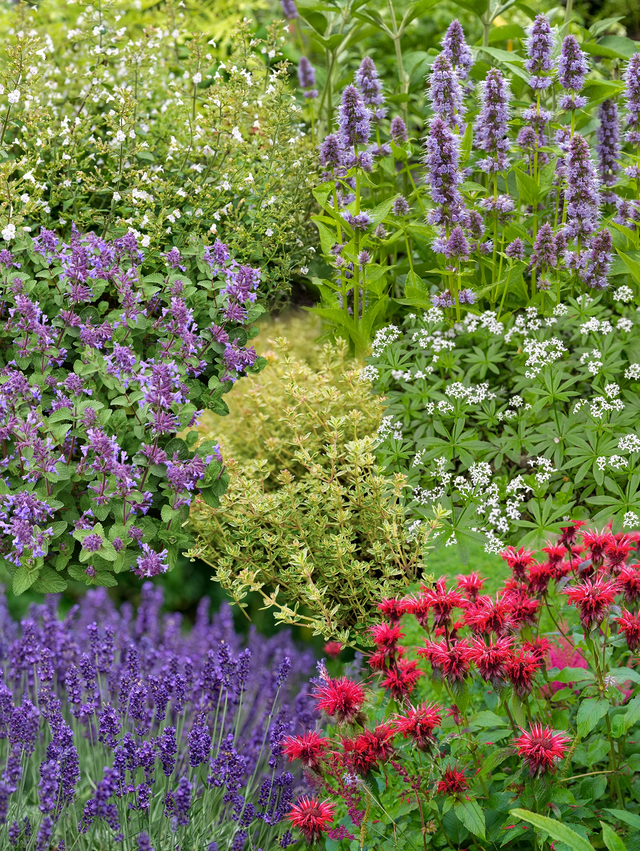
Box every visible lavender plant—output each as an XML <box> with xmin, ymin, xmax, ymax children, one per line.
<box><xmin>0</xmin><ymin>227</ymin><xmax>264</xmax><ymax>595</ymax></box>
<box><xmin>0</xmin><ymin>582</ymin><xmax>316</xmax><ymax>849</ymax></box>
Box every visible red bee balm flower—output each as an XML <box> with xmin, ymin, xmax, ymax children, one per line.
<box><xmin>581</xmin><ymin>528</ymin><xmax>615</xmax><ymax>564</ymax></box>
<box><xmin>394</xmin><ymin>702</ymin><xmax>442</xmax><ymax>751</ymax></box>
<box><xmin>463</xmin><ymin>594</ymin><xmax>513</xmax><ymax>635</ymax></box>
<box><xmin>378</xmin><ymin>597</ymin><xmax>409</xmax><ymax>624</ymax></box>
<box><xmin>288</xmin><ymin>796</ymin><xmax>335</xmax><ymax>843</ymax></box>
<box><xmin>528</xmin><ymin>560</ymin><xmax>555</xmax><ymax>595</ymax></box>
<box><xmin>313</xmin><ymin>677</ymin><xmax>365</xmax><ymax>724</ymax></box>
<box><xmin>501</xmin><ymin>546</ymin><xmax>536</xmax><ymax>580</ymax></box>
<box><xmin>618</xmin><ymin>565</ymin><xmax>640</xmax><ymax>603</ymax></box>
<box><xmin>563</xmin><ymin>575</ymin><xmax>619</xmax><ymax>630</ymax></box>
<box><xmin>420</xmin><ymin>639</ymin><xmax>473</xmax><ymax>683</ymax></box>
<box><xmin>369</xmin><ymin>623</ymin><xmax>403</xmax><ymax>657</ymax></box>
<box><xmin>342</xmin><ymin>723</ymin><xmax>395</xmax><ymax>774</ymax></box>
<box><xmin>437</xmin><ymin>765</ymin><xmax>469</xmax><ymax>796</ymax></box>
<box><xmin>282</xmin><ymin>731</ymin><xmax>330</xmax><ymax>771</ymax></box>
<box><xmin>422</xmin><ymin>578</ymin><xmax>465</xmax><ymax>627</ymax></box>
<box><xmin>605</xmin><ymin>536</ymin><xmax>633</xmax><ymax>574</ymax></box>
<box><xmin>514</xmin><ymin>724</ymin><xmax>570</xmax><ymax>777</ymax></box>
<box><xmin>617</xmin><ymin>609</ymin><xmax>640</xmax><ymax>651</ymax></box>
<box><xmin>323</xmin><ymin>641</ymin><xmax>342</xmax><ymax>658</ymax></box>
<box><xmin>506</xmin><ymin>648</ymin><xmax>543</xmax><ymax>698</ymax></box>
<box><xmin>381</xmin><ymin>659</ymin><xmax>423</xmax><ymax>699</ymax></box>
<box><xmin>456</xmin><ymin>571</ymin><xmax>485</xmax><ymax>602</ymax></box>
<box><xmin>470</xmin><ymin>636</ymin><xmax>513</xmax><ymax>681</ymax></box>
<box><xmin>542</xmin><ymin>543</ymin><xmax>567</xmax><ymax>565</ymax></box>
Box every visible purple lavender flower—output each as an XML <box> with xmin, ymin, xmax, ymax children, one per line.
<box><xmin>339</xmin><ymin>84</ymin><xmax>371</xmax><ymax>148</ymax></box>
<box><xmin>280</xmin><ymin>0</ymin><xmax>298</xmax><ymax>19</ymax></box>
<box><xmin>531</xmin><ymin>224</ymin><xmax>557</xmax><ymax>270</ymax></box>
<box><xmin>428</xmin><ymin>54</ymin><xmax>465</xmax><ymax>129</ymax></box>
<box><xmin>582</xmin><ymin>229</ymin><xmax>613</xmax><ymax>289</ymax></box>
<box><xmin>138</xmin><ymin>833</ymin><xmax>155</xmax><ymax>851</ymax></box>
<box><xmin>431</xmin><ymin>289</ymin><xmax>455</xmax><ymax>308</ymax></box>
<box><xmin>423</xmin><ymin>115</ymin><xmax>465</xmax><ymax>226</ymax></box>
<box><xmin>458</xmin><ymin>288</ymin><xmax>476</xmax><ymax>304</ymax></box>
<box><xmin>596</xmin><ymin>100</ymin><xmax>620</xmax><ymax>198</ymax></box>
<box><xmin>355</xmin><ymin>57</ymin><xmax>386</xmax><ymax>121</ymax></box>
<box><xmin>474</xmin><ymin>68</ymin><xmax>511</xmax><ymax>173</ymax></box>
<box><xmin>525</xmin><ymin>15</ymin><xmax>554</xmax><ymax>89</ymax></box>
<box><xmin>624</xmin><ymin>53</ymin><xmax>640</xmax><ymax>145</ymax></box>
<box><xmin>390</xmin><ymin>117</ymin><xmax>408</xmax><ymax>143</ymax></box>
<box><xmin>441</xmin><ymin>20</ymin><xmax>473</xmax><ymax>80</ymax></box>
<box><xmin>298</xmin><ymin>58</ymin><xmax>317</xmax><ymax>99</ymax></box>
<box><xmin>564</xmin><ymin>132</ymin><xmax>600</xmax><ymax>239</ymax></box>
<box><xmin>558</xmin><ymin>35</ymin><xmax>588</xmax><ymax>110</ymax></box>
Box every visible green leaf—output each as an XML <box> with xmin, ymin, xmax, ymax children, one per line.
<box><xmin>548</xmin><ymin>667</ymin><xmax>595</xmax><ymax>684</ymax></box>
<box><xmin>31</xmin><ymin>566</ymin><xmax>67</xmax><ymax>593</ymax></box>
<box><xmin>616</xmin><ymin>249</ymin><xmax>640</xmax><ymax>285</ymax></box>
<box><xmin>455</xmin><ymin>800</ymin><xmax>485</xmax><ymax>839</ymax></box>
<box><xmin>513</xmin><ymin>167</ymin><xmax>540</xmax><ymax>205</ymax></box>
<box><xmin>609</xmin><ymin>666</ymin><xmax>640</xmax><ymax>685</ymax></box>
<box><xmin>603</xmin><ymin>810</ymin><xmax>640</xmax><ymax>831</ymax></box>
<box><xmin>601</xmin><ymin>822</ymin><xmax>627</xmax><ymax>851</ymax></box>
<box><xmin>13</xmin><ymin>564</ymin><xmax>40</xmax><ymax>595</ymax></box>
<box><xmin>510</xmin><ymin>809</ymin><xmax>595</xmax><ymax>851</ymax></box>
<box><xmin>470</xmin><ymin>710</ymin><xmax>509</xmax><ymax>728</ymax></box>
<box><xmin>577</xmin><ymin>698</ymin><xmax>609</xmax><ymax>737</ymax></box>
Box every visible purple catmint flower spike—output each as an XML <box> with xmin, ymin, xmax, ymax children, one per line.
<box><xmin>596</xmin><ymin>100</ymin><xmax>620</xmax><ymax>200</ymax></box>
<box><xmin>423</xmin><ymin>115</ymin><xmax>465</xmax><ymax>226</ymax></box>
<box><xmin>525</xmin><ymin>14</ymin><xmax>554</xmax><ymax>90</ymax></box>
<box><xmin>280</xmin><ymin>0</ymin><xmax>298</xmax><ymax>19</ymax></box>
<box><xmin>624</xmin><ymin>53</ymin><xmax>640</xmax><ymax>146</ymax></box>
<box><xmin>558</xmin><ymin>35</ymin><xmax>589</xmax><ymax>110</ymax></box>
<box><xmin>355</xmin><ymin>57</ymin><xmax>386</xmax><ymax>121</ymax></box>
<box><xmin>298</xmin><ymin>57</ymin><xmax>317</xmax><ymax>99</ymax></box>
<box><xmin>339</xmin><ymin>84</ymin><xmax>371</xmax><ymax>148</ymax></box>
<box><xmin>441</xmin><ymin>19</ymin><xmax>473</xmax><ymax>80</ymax></box>
<box><xmin>390</xmin><ymin>116</ymin><xmax>408</xmax><ymax>143</ymax></box>
<box><xmin>564</xmin><ymin>132</ymin><xmax>600</xmax><ymax>239</ymax></box>
<box><xmin>474</xmin><ymin>68</ymin><xmax>511</xmax><ymax>173</ymax></box>
<box><xmin>582</xmin><ymin>229</ymin><xmax>613</xmax><ymax>289</ymax></box>
<box><xmin>428</xmin><ymin>54</ymin><xmax>465</xmax><ymax>129</ymax></box>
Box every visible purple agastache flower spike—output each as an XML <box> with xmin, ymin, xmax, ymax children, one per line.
<box><xmin>390</xmin><ymin>116</ymin><xmax>408</xmax><ymax>143</ymax></box>
<box><xmin>505</xmin><ymin>238</ymin><xmax>525</xmax><ymax>261</ymax></box>
<box><xmin>525</xmin><ymin>14</ymin><xmax>554</xmax><ymax>90</ymax></box>
<box><xmin>392</xmin><ymin>196</ymin><xmax>410</xmax><ymax>216</ymax></box>
<box><xmin>428</xmin><ymin>54</ymin><xmax>465</xmax><ymax>129</ymax></box>
<box><xmin>558</xmin><ymin>35</ymin><xmax>589</xmax><ymax>110</ymax></box>
<box><xmin>564</xmin><ymin>132</ymin><xmax>600</xmax><ymax>239</ymax></box>
<box><xmin>441</xmin><ymin>20</ymin><xmax>473</xmax><ymax>80</ymax></box>
<box><xmin>443</xmin><ymin>225</ymin><xmax>470</xmax><ymax>260</ymax></box>
<box><xmin>474</xmin><ymin>68</ymin><xmax>511</xmax><ymax>173</ymax></box>
<box><xmin>280</xmin><ymin>0</ymin><xmax>298</xmax><ymax>19</ymax></box>
<box><xmin>355</xmin><ymin>57</ymin><xmax>386</xmax><ymax>121</ymax></box>
<box><xmin>624</xmin><ymin>53</ymin><xmax>640</xmax><ymax>145</ymax></box>
<box><xmin>297</xmin><ymin>57</ymin><xmax>317</xmax><ymax>99</ymax></box>
<box><xmin>596</xmin><ymin>100</ymin><xmax>620</xmax><ymax>198</ymax></box>
<box><xmin>423</xmin><ymin>115</ymin><xmax>465</xmax><ymax>226</ymax></box>
<box><xmin>531</xmin><ymin>224</ymin><xmax>557</xmax><ymax>270</ymax></box>
<box><xmin>582</xmin><ymin>229</ymin><xmax>613</xmax><ymax>289</ymax></box>
<box><xmin>339</xmin><ymin>84</ymin><xmax>371</xmax><ymax>148</ymax></box>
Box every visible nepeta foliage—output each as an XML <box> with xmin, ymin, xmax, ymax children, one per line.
<box><xmin>282</xmin><ymin>526</ymin><xmax>640</xmax><ymax>850</ymax></box>
<box><xmin>0</xmin><ymin>583</ymin><xmax>316</xmax><ymax>849</ymax></box>
<box><xmin>366</xmin><ymin>291</ymin><xmax>640</xmax><ymax>558</ymax></box>
<box><xmin>188</xmin><ymin>340</ymin><xmax>441</xmax><ymax>642</ymax></box>
<box><xmin>0</xmin><ymin>227</ymin><xmax>264</xmax><ymax>595</ymax></box>
<box><xmin>0</xmin><ymin>2</ymin><xmax>316</xmax><ymax>308</ymax></box>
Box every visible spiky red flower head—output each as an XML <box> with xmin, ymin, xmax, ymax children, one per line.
<box><xmin>369</xmin><ymin>623</ymin><xmax>403</xmax><ymax>657</ymax></box>
<box><xmin>435</xmin><ymin>618</ymin><xmax>465</xmax><ymax>641</ymax></box>
<box><xmin>522</xmin><ymin>636</ymin><xmax>550</xmax><ymax>662</ymax></box>
<box><xmin>393</xmin><ymin>702</ymin><xmax>442</xmax><ymax>751</ymax></box>
<box><xmin>422</xmin><ymin>577</ymin><xmax>465</xmax><ymax>627</ymax></box>
<box><xmin>506</xmin><ymin>648</ymin><xmax>543</xmax><ymax>698</ymax></box>
<box><xmin>580</xmin><ymin>528</ymin><xmax>615</xmax><ymax>565</ymax></box>
<box><xmin>282</xmin><ymin>731</ymin><xmax>330</xmax><ymax>771</ymax></box>
<box><xmin>368</xmin><ymin>645</ymin><xmax>406</xmax><ymax>672</ymax></box>
<box><xmin>470</xmin><ymin>636</ymin><xmax>513</xmax><ymax>681</ymax></box>
<box><xmin>528</xmin><ymin>560</ymin><xmax>555</xmax><ymax>595</ymax></box>
<box><xmin>552</xmin><ymin>559</ymin><xmax>572</xmax><ymax>581</ymax></box>
<box><xmin>559</xmin><ymin>520</ymin><xmax>587</xmax><ymax>547</ymax></box>
<box><xmin>381</xmin><ymin>659</ymin><xmax>423</xmax><ymax>699</ymax></box>
<box><xmin>563</xmin><ymin>574</ymin><xmax>619</xmax><ymax>630</ymax></box>
<box><xmin>618</xmin><ymin>565</ymin><xmax>640</xmax><ymax>603</ymax></box>
<box><xmin>456</xmin><ymin>571</ymin><xmax>485</xmax><ymax>602</ymax></box>
<box><xmin>288</xmin><ymin>796</ymin><xmax>335</xmax><ymax>843</ymax></box>
<box><xmin>437</xmin><ymin>764</ymin><xmax>469</xmax><ymax>797</ymax></box>
<box><xmin>313</xmin><ymin>677</ymin><xmax>366</xmax><ymax>724</ymax></box>
<box><xmin>324</xmin><ymin>641</ymin><xmax>342</xmax><ymax>658</ymax></box>
<box><xmin>501</xmin><ymin>546</ymin><xmax>536</xmax><ymax>580</ymax></box>
<box><xmin>514</xmin><ymin>724</ymin><xmax>570</xmax><ymax>777</ymax></box>
<box><xmin>606</xmin><ymin>536</ymin><xmax>633</xmax><ymax>574</ymax></box>
<box><xmin>542</xmin><ymin>543</ymin><xmax>567</xmax><ymax>565</ymax></box>
<box><xmin>502</xmin><ymin>587</ymin><xmax>540</xmax><ymax>629</ymax></box>
<box><xmin>617</xmin><ymin>609</ymin><xmax>640</xmax><ymax>651</ymax></box>
<box><xmin>419</xmin><ymin>639</ymin><xmax>473</xmax><ymax>683</ymax></box>
<box><xmin>378</xmin><ymin>597</ymin><xmax>409</xmax><ymax>624</ymax></box>
<box><xmin>463</xmin><ymin>594</ymin><xmax>513</xmax><ymax>635</ymax></box>
<box><xmin>404</xmin><ymin>593</ymin><xmax>431</xmax><ymax>629</ymax></box>
<box><xmin>342</xmin><ymin>723</ymin><xmax>395</xmax><ymax>774</ymax></box>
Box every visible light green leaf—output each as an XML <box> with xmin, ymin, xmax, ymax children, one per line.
<box><xmin>31</xmin><ymin>566</ymin><xmax>67</xmax><ymax>593</ymax></box>
<box><xmin>601</xmin><ymin>822</ymin><xmax>627</xmax><ymax>851</ymax></box>
<box><xmin>510</xmin><ymin>809</ymin><xmax>594</xmax><ymax>851</ymax></box>
<box><xmin>13</xmin><ymin>564</ymin><xmax>40</xmax><ymax>595</ymax></box>
<box><xmin>548</xmin><ymin>667</ymin><xmax>595</xmax><ymax>684</ymax></box>
<box><xmin>470</xmin><ymin>710</ymin><xmax>509</xmax><ymax>728</ymax></box>
<box><xmin>577</xmin><ymin>698</ymin><xmax>609</xmax><ymax>737</ymax></box>
<box><xmin>603</xmin><ymin>810</ymin><xmax>640</xmax><ymax>831</ymax></box>
<box><xmin>455</xmin><ymin>800</ymin><xmax>485</xmax><ymax>839</ymax></box>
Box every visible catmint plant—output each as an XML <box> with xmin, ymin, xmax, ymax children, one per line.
<box><xmin>0</xmin><ymin>227</ymin><xmax>265</xmax><ymax>594</ymax></box>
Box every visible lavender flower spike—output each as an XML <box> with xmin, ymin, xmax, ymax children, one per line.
<box><xmin>423</xmin><ymin>115</ymin><xmax>465</xmax><ymax>227</ymax></box>
<box><xmin>280</xmin><ymin>0</ymin><xmax>298</xmax><ymax>20</ymax></box>
<box><xmin>525</xmin><ymin>14</ymin><xmax>554</xmax><ymax>90</ymax></box>
<box><xmin>596</xmin><ymin>100</ymin><xmax>620</xmax><ymax>199</ymax></box>
<box><xmin>298</xmin><ymin>57</ymin><xmax>317</xmax><ymax>100</ymax></box>
<box><xmin>441</xmin><ymin>20</ymin><xmax>473</xmax><ymax>80</ymax></box>
<box><xmin>582</xmin><ymin>228</ymin><xmax>613</xmax><ymax>290</ymax></box>
<box><xmin>474</xmin><ymin>68</ymin><xmax>511</xmax><ymax>173</ymax></box>
<box><xmin>355</xmin><ymin>57</ymin><xmax>386</xmax><ymax>121</ymax></box>
<box><xmin>339</xmin><ymin>84</ymin><xmax>371</xmax><ymax>148</ymax></box>
<box><xmin>564</xmin><ymin>132</ymin><xmax>601</xmax><ymax>239</ymax></box>
<box><xmin>428</xmin><ymin>54</ymin><xmax>465</xmax><ymax>129</ymax></box>
<box><xmin>558</xmin><ymin>35</ymin><xmax>588</xmax><ymax>110</ymax></box>
<box><xmin>624</xmin><ymin>53</ymin><xmax>640</xmax><ymax>145</ymax></box>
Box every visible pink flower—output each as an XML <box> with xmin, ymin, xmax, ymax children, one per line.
<box><xmin>514</xmin><ymin>724</ymin><xmax>570</xmax><ymax>777</ymax></box>
<box><xmin>289</xmin><ymin>797</ymin><xmax>335</xmax><ymax>843</ymax></box>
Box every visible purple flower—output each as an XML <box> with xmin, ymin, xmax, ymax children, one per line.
<box><xmin>597</xmin><ymin>100</ymin><xmax>620</xmax><ymax>196</ymax></box>
<box><xmin>531</xmin><ymin>224</ymin><xmax>557</xmax><ymax>270</ymax></box>
<box><xmin>355</xmin><ymin>57</ymin><xmax>386</xmax><ymax>121</ymax></box>
<box><xmin>505</xmin><ymin>238</ymin><xmax>525</xmax><ymax>261</ymax></box>
<box><xmin>525</xmin><ymin>15</ymin><xmax>554</xmax><ymax>89</ymax></box>
<box><xmin>442</xmin><ymin>225</ymin><xmax>469</xmax><ymax>260</ymax></box>
<box><xmin>280</xmin><ymin>0</ymin><xmax>298</xmax><ymax>19</ymax></box>
<box><xmin>564</xmin><ymin>132</ymin><xmax>600</xmax><ymax>239</ymax></box>
<box><xmin>339</xmin><ymin>84</ymin><xmax>371</xmax><ymax>148</ymax></box>
<box><xmin>474</xmin><ymin>68</ymin><xmax>511</xmax><ymax>173</ymax></box>
<box><xmin>441</xmin><ymin>20</ymin><xmax>473</xmax><ymax>80</ymax></box>
<box><xmin>133</xmin><ymin>544</ymin><xmax>169</xmax><ymax>578</ymax></box>
<box><xmin>188</xmin><ymin>714</ymin><xmax>212</xmax><ymax>767</ymax></box>
<box><xmin>458</xmin><ymin>288</ymin><xmax>475</xmax><ymax>304</ymax></box>
<box><xmin>582</xmin><ymin>229</ymin><xmax>613</xmax><ymax>289</ymax></box>
<box><xmin>392</xmin><ymin>196</ymin><xmax>410</xmax><ymax>216</ymax></box>
<box><xmin>137</xmin><ymin>833</ymin><xmax>155</xmax><ymax>851</ymax></box>
<box><xmin>390</xmin><ymin>117</ymin><xmax>408</xmax><ymax>143</ymax></box>
<box><xmin>428</xmin><ymin>54</ymin><xmax>465</xmax><ymax>129</ymax></box>
<box><xmin>558</xmin><ymin>35</ymin><xmax>588</xmax><ymax>110</ymax></box>
<box><xmin>35</xmin><ymin>815</ymin><xmax>53</xmax><ymax>851</ymax></box>
<box><xmin>431</xmin><ymin>289</ymin><xmax>455</xmax><ymax>308</ymax></box>
<box><xmin>298</xmin><ymin>57</ymin><xmax>317</xmax><ymax>99</ymax></box>
<box><xmin>423</xmin><ymin>115</ymin><xmax>465</xmax><ymax>226</ymax></box>
<box><xmin>341</xmin><ymin>211</ymin><xmax>372</xmax><ymax>230</ymax></box>
<box><xmin>82</xmin><ymin>533</ymin><xmax>103</xmax><ymax>553</ymax></box>
<box><xmin>625</xmin><ymin>53</ymin><xmax>640</xmax><ymax>145</ymax></box>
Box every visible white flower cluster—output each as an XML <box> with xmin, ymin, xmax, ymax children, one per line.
<box><xmin>522</xmin><ymin>338</ymin><xmax>566</xmax><ymax>378</ymax></box>
<box><xmin>625</xmin><ymin>364</ymin><xmax>640</xmax><ymax>380</ymax></box>
<box><xmin>580</xmin><ymin>349</ymin><xmax>603</xmax><ymax>374</ymax></box>
<box><xmin>444</xmin><ymin>382</ymin><xmax>497</xmax><ymax>404</ymax></box>
<box><xmin>615</xmin><ymin>285</ymin><xmax>635</xmax><ymax>303</ymax></box>
<box><xmin>371</xmin><ymin>325</ymin><xmax>401</xmax><ymax>357</ymax></box>
<box><xmin>527</xmin><ymin>456</ymin><xmax>557</xmax><ymax>486</ymax></box>
<box><xmin>376</xmin><ymin>415</ymin><xmax>403</xmax><ymax>441</ymax></box>
<box><xmin>618</xmin><ymin>434</ymin><xmax>640</xmax><ymax>452</ymax></box>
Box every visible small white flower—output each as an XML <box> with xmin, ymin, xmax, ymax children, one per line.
<box><xmin>115</xmin><ymin>130</ymin><xmax>126</xmax><ymax>143</ymax></box>
<box><xmin>265</xmin><ymin>228</ymin><xmax>273</xmax><ymax>237</ymax></box>
<box><xmin>2</xmin><ymin>223</ymin><xmax>16</xmax><ymax>241</ymax></box>
<box><xmin>141</xmin><ymin>235</ymin><xmax>151</xmax><ymax>247</ymax></box>
<box><xmin>615</xmin><ymin>285</ymin><xmax>634</xmax><ymax>303</ymax></box>
<box><xmin>113</xmin><ymin>192</ymin><xmax>121</xmax><ymax>201</ymax></box>
<box><xmin>20</xmin><ymin>194</ymin><xmax>29</xmax><ymax>203</ymax></box>
<box><xmin>231</xmin><ymin>126</ymin><xmax>243</xmax><ymax>143</ymax></box>
<box><xmin>300</xmin><ymin>266</ymin><xmax>308</xmax><ymax>274</ymax></box>
<box><xmin>192</xmin><ymin>72</ymin><xmax>202</xmax><ymax>84</ymax></box>
<box><xmin>7</xmin><ymin>90</ymin><xmax>20</xmax><ymax>104</ymax></box>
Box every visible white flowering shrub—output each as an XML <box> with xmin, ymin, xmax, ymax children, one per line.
<box><xmin>367</xmin><ymin>290</ymin><xmax>640</xmax><ymax>559</ymax></box>
<box><xmin>0</xmin><ymin>2</ymin><xmax>317</xmax><ymax>307</ymax></box>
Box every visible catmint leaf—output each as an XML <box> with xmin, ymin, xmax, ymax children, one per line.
<box><xmin>32</xmin><ymin>567</ymin><xmax>67</xmax><ymax>593</ymax></box>
<box><xmin>13</xmin><ymin>564</ymin><xmax>40</xmax><ymax>595</ymax></box>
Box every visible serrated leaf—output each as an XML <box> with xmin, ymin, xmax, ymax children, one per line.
<box><xmin>577</xmin><ymin>698</ymin><xmax>609</xmax><ymax>737</ymax></box>
<box><xmin>13</xmin><ymin>564</ymin><xmax>40</xmax><ymax>595</ymax></box>
<box><xmin>455</xmin><ymin>800</ymin><xmax>485</xmax><ymax>839</ymax></box>
<box><xmin>510</xmin><ymin>809</ymin><xmax>595</xmax><ymax>851</ymax></box>
<box><xmin>31</xmin><ymin>566</ymin><xmax>67</xmax><ymax>593</ymax></box>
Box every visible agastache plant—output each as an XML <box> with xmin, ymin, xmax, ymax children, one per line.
<box><xmin>0</xmin><ymin>228</ymin><xmax>264</xmax><ymax>594</ymax></box>
<box><xmin>0</xmin><ymin>583</ymin><xmax>316</xmax><ymax>849</ymax></box>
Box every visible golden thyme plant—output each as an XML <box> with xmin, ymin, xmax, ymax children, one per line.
<box><xmin>188</xmin><ymin>338</ymin><xmax>440</xmax><ymax>643</ymax></box>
